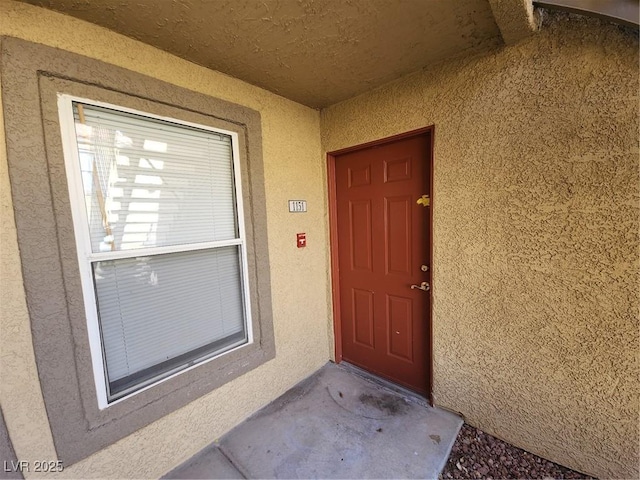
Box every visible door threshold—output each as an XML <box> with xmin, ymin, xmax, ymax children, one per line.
<box><xmin>335</xmin><ymin>361</ymin><xmax>431</xmax><ymax>407</ymax></box>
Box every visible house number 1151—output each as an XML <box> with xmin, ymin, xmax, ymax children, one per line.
<box><xmin>288</xmin><ymin>200</ymin><xmax>307</xmax><ymax>212</ymax></box>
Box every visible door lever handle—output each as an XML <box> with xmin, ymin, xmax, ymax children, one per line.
<box><xmin>410</xmin><ymin>282</ymin><xmax>430</xmax><ymax>291</ymax></box>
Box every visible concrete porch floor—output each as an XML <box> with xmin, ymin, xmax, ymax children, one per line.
<box><xmin>163</xmin><ymin>362</ymin><xmax>463</xmax><ymax>479</ymax></box>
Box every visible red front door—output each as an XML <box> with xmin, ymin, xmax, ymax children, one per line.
<box><xmin>333</xmin><ymin>132</ymin><xmax>432</xmax><ymax>395</ymax></box>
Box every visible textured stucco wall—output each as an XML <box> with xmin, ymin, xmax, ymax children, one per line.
<box><xmin>0</xmin><ymin>1</ymin><xmax>330</xmax><ymax>478</ymax></box>
<box><xmin>18</xmin><ymin>0</ymin><xmax>502</xmax><ymax>108</ymax></box>
<box><xmin>322</xmin><ymin>12</ymin><xmax>639</xmax><ymax>480</ymax></box>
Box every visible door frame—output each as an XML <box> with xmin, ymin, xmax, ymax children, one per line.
<box><xmin>326</xmin><ymin>125</ymin><xmax>435</xmax><ymax>404</ymax></box>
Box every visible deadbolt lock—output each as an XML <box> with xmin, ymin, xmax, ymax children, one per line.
<box><xmin>416</xmin><ymin>195</ymin><xmax>430</xmax><ymax>207</ymax></box>
<box><xmin>421</xmin><ymin>265</ymin><xmax>429</xmax><ymax>272</ymax></box>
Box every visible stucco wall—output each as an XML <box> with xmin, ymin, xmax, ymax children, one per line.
<box><xmin>0</xmin><ymin>1</ymin><xmax>330</xmax><ymax>478</ymax></box>
<box><xmin>322</xmin><ymin>12</ymin><xmax>639</xmax><ymax>480</ymax></box>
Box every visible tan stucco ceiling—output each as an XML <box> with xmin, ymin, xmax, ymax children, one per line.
<box><xmin>21</xmin><ymin>0</ymin><xmax>508</xmax><ymax>108</ymax></box>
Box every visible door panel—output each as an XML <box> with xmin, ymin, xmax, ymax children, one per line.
<box><xmin>352</xmin><ymin>288</ymin><xmax>375</xmax><ymax>348</ymax></box>
<box><xmin>385</xmin><ymin>196</ymin><xmax>412</xmax><ymax>275</ymax></box>
<box><xmin>350</xmin><ymin>201</ymin><xmax>373</xmax><ymax>271</ymax></box>
<box><xmin>387</xmin><ymin>294</ymin><xmax>413</xmax><ymax>361</ymax></box>
<box><xmin>334</xmin><ymin>134</ymin><xmax>431</xmax><ymax>395</ymax></box>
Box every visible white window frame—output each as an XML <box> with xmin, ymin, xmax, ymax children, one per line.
<box><xmin>57</xmin><ymin>94</ymin><xmax>254</xmax><ymax>409</ymax></box>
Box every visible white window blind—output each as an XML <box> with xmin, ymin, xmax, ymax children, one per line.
<box><xmin>73</xmin><ymin>105</ymin><xmax>238</xmax><ymax>252</ymax></box>
<box><xmin>66</xmin><ymin>101</ymin><xmax>249</xmax><ymax>402</ymax></box>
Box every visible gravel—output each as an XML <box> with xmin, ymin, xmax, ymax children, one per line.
<box><xmin>439</xmin><ymin>424</ymin><xmax>595</xmax><ymax>480</ymax></box>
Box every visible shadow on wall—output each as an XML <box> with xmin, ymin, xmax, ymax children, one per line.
<box><xmin>0</xmin><ymin>408</ymin><xmax>23</xmax><ymax>480</ymax></box>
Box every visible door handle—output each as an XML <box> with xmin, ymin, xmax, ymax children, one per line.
<box><xmin>410</xmin><ymin>282</ymin><xmax>430</xmax><ymax>291</ymax></box>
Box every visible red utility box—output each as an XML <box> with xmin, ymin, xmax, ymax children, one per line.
<box><xmin>296</xmin><ymin>233</ymin><xmax>306</xmax><ymax>248</ymax></box>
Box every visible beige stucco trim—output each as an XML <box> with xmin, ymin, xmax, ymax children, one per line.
<box><xmin>488</xmin><ymin>0</ymin><xmax>541</xmax><ymax>45</ymax></box>
<box><xmin>0</xmin><ymin>1</ymin><xmax>329</xmax><ymax>478</ymax></box>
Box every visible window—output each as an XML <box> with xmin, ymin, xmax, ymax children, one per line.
<box><xmin>58</xmin><ymin>96</ymin><xmax>252</xmax><ymax>406</ymax></box>
<box><xmin>3</xmin><ymin>39</ymin><xmax>274</xmax><ymax>463</ymax></box>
